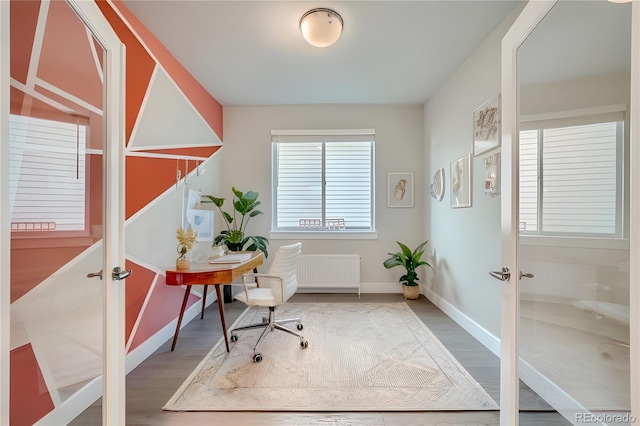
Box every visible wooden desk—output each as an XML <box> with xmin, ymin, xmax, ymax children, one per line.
<box><xmin>165</xmin><ymin>251</ymin><xmax>264</xmax><ymax>351</ymax></box>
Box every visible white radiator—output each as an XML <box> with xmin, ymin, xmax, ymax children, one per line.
<box><xmin>297</xmin><ymin>254</ymin><xmax>361</xmax><ymax>296</ymax></box>
<box><xmin>520</xmin><ymin>260</ymin><xmax>600</xmax><ymax>303</ymax></box>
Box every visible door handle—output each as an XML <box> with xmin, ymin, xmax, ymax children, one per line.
<box><xmin>112</xmin><ymin>267</ymin><xmax>132</xmax><ymax>281</ymax></box>
<box><xmin>489</xmin><ymin>266</ymin><xmax>511</xmax><ymax>281</ymax></box>
<box><xmin>519</xmin><ymin>271</ymin><xmax>534</xmax><ymax>279</ymax></box>
<box><xmin>87</xmin><ymin>270</ymin><xmax>103</xmax><ymax>280</ymax></box>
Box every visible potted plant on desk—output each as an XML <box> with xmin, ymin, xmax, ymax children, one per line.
<box><xmin>383</xmin><ymin>240</ymin><xmax>432</xmax><ymax>300</ymax></box>
<box><xmin>202</xmin><ymin>187</ymin><xmax>269</xmax><ymax>302</ymax></box>
<box><xmin>201</xmin><ymin>187</ymin><xmax>269</xmax><ymax>258</ymax></box>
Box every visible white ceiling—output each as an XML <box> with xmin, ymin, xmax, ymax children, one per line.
<box><xmin>121</xmin><ymin>0</ymin><xmax>522</xmax><ymax>106</ymax></box>
<box><xmin>518</xmin><ymin>0</ymin><xmax>631</xmax><ymax>86</ymax></box>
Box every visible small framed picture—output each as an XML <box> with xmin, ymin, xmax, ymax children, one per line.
<box><xmin>473</xmin><ymin>95</ymin><xmax>500</xmax><ymax>156</ymax></box>
<box><xmin>387</xmin><ymin>173</ymin><xmax>414</xmax><ymax>208</ymax></box>
<box><xmin>450</xmin><ymin>154</ymin><xmax>472</xmax><ymax>208</ymax></box>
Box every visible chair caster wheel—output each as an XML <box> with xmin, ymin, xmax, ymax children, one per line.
<box><xmin>230</xmin><ymin>334</ymin><xmax>238</xmax><ymax>342</ymax></box>
<box><xmin>253</xmin><ymin>353</ymin><xmax>263</xmax><ymax>363</ymax></box>
<box><xmin>262</xmin><ymin>316</ymin><xmax>268</xmax><ymax>324</ymax></box>
<box><xmin>300</xmin><ymin>340</ymin><xmax>309</xmax><ymax>349</ymax></box>
<box><xmin>296</xmin><ymin>323</ymin><xmax>304</xmax><ymax>331</ymax></box>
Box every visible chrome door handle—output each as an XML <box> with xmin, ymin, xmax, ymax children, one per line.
<box><xmin>87</xmin><ymin>270</ymin><xmax>103</xmax><ymax>280</ymax></box>
<box><xmin>520</xmin><ymin>272</ymin><xmax>534</xmax><ymax>279</ymax></box>
<box><xmin>112</xmin><ymin>267</ymin><xmax>132</xmax><ymax>281</ymax></box>
<box><xmin>489</xmin><ymin>266</ymin><xmax>511</xmax><ymax>281</ymax></box>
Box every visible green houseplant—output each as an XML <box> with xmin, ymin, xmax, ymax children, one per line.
<box><xmin>201</xmin><ymin>187</ymin><xmax>269</xmax><ymax>258</ymax></box>
<box><xmin>383</xmin><ymin>240</ymin><xmax>432</xmax><ymax>300</ymax></box>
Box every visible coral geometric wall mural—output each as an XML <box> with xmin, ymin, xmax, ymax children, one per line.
<box><xmin>8</xmin><ymin>0</ymin><xmax>222</xmax><ymax>423</ymax></box>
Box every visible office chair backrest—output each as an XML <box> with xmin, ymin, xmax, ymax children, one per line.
<box><xmin>265</xmin><ymin>242</ymin><xmax>302</xmax><ymax>303</ymax></box>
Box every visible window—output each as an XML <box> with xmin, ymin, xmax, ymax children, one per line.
<box><xmin>519</xmin><ymin>117</ymin><xmax>623</xmax><ymax>238</ymax></box>
<box><xmin>271</xmin><ymin>130</ymin><xmax>374</xmax><ymax>232</ymax></box>
<box><xmin>9</xmin><ymin>114</ymin><xmax>87</xmax><ymax>232</ymax></box>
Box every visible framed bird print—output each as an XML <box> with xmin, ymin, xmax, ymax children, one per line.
<box><xmin>387</xmin><ymin>173</ymin><xmax>414</xmax><ymax>208</ymax></box>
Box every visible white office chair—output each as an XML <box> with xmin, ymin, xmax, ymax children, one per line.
<box><xmin>229</xmin><ymin>242</ymin><xmax>308</xmax><ymax>363</ymax></box>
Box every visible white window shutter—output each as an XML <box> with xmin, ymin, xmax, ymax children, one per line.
<box><xmin>9</xmin><ymin>115</ymin><xmax>87</xmax><ymax>232</ymax></box>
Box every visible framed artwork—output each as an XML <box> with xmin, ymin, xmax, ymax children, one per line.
<box><xmin>387</xmin><ymin>173</ymin><xmax>414</xmax><ymax>208</ymax></box>
<box><xmin>473</xmin><ymin>95</ymin><xmax>500</xmax><ymax>156</ymax></box>
<box><xmin>450</xmin><ymin>154</ymin><xmax>472</xmax><ymax>208</ymax></box>
<box><xmin>183</xmin><ymin>187</ymin><xmax>213</xmax><ymax>241</ymax></box>
<box><xmin>484</xmin><ymin>153</ymin><xmax>500</xmax><ymax>197</ymax></box>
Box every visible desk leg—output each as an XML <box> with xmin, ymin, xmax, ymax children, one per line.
<box><xmin>201</xmin><ymin>286</ymin><xmax>208</xmax><ymax>319</ymax></box>
<box><xmin>214</xmin><ymin>284</ymin><xmax>230</xmax><ymax>352</ymax></box>
<box><xmin>171</xmin><ymin>285</ymin><xmax>192</xmax><ymax>351</ymax></box>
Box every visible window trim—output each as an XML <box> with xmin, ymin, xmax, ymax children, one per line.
<box><xmin>269</xmin><ymin>230</ymin><xmax>378</xmax><ymax>240</ymax></box>
<box><xmin>9</xmin><ymin>113</ymin><xmax>91</xmax><ymax>238</ymax></box>
<box><xmin>519</xmin><ymin>106</ymin><xmax>626</xmax><ymax>239</ymax></box>
<box><xmin>271</xmin><ymin>129</ymin><xmax>375</xmax><ymax>234</ymax></box>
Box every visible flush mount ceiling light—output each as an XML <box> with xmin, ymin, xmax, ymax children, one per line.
<box><xmin>300</xmin><ymin>8</ymin><xmax>343</xmax><ymax>48</ymax></box>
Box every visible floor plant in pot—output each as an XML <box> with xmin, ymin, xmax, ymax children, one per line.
<box><xmin>383</xmin><ymin>240</ymin><xmax>432</xmax><ymax>300</ymax></box>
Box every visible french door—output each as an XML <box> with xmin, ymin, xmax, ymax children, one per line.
<box><xmin>1</xmin><ymin>1</ymin><xmax>126</xmax><ymax>424</ymax></box>
<box><xmin>499</xmin><ymin>0</ymin><xmax>639</xmax><ymax>425</ymax></box>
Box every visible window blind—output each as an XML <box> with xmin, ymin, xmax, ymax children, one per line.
<box><xmin>542</xmin><ymin>122</ymin><xmax>618</xmax><ymax>235</ymax></box>
<box><xmin>9</xmin><ymin>114</ymin><xmax>87</xmax><ymax>232</ymax></box>
<box><xmin>272</xmin><ymin>130</ymin><xmax>374</xmax><ymax>231</ymax></box>
<box><xmin>519</xmin><ymin>121</ymin><xmax>621</xmax><ymax>237</ymax></box>
<box><xmin>519</xmin><ymin>129</ymin><xmax>539</xmax><ymax>233</ymax></box>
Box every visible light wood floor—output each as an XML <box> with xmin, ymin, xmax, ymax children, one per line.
<box><xmin>72</xmin><ymin>293</ymin><xmax>570</xmax><ymax>425</ymax></box>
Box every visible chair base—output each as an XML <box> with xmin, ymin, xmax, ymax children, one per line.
<box><xmin>229</xmin><ymin>306</ymin><xmax>309</xmax><ymax>362</ymax></box>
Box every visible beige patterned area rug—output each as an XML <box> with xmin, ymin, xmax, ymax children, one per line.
<box><xmin>163</xmin><ymin>302</ymin><xmax>498</xmax><ymax>412</ymax></box>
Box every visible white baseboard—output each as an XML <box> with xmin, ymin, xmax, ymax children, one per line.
<box><xmin>359</xmin><ymin>282</ymin><xmax>402</xmax><ymax>293</ymax></box>
<box><xmin>35</xmin><ymin>377</ymin><xmax>102</xmax><ymax>426</ymax></box>
<box><xmin>520</xmin><ymin>358</ymin><xmax>589</xmax><ymax>422</ymax></box>
<box><xmin>423</xmin><ymin>285</ymin><xmax>593</xmax><ymax>422</ymax></box>
<box><xmin>422</xmin><ymin>285</ymin><xmax>500</xmax><ymax>357</ymax></box>
<box><xmin>295</xmin><ymin>282</ymin><xmax>401</xmax><ymax>295</ymax></box>
<box><xmin>360</xmin><ymin>283</ymin><xmax>402</xmax><ymax>293</ymax></box>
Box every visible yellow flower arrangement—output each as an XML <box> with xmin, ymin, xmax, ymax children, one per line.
<box><xmin>176</xmin><ymin>226</ymin><xmax>197</xmax><ymax>258</ymax></box>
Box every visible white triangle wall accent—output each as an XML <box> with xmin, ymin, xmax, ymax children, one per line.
<box><xmin>128</xmin><ymin>66</ymin><xmax>222</xmax><ymax>150</ymax></box>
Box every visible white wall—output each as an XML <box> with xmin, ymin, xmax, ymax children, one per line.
<box><xmin>520</xmin><ymin>71</ymin><xmax>630</xmax><ymax>116</ymax></box>
<box><xmin>220</xmin><ymin>105</ymin><xmax>425</xmax><ymax>291</ymax></box>
<box><xmin>125</xmin><ymin>153</ymin><xmax>224</xmax><ymax>268</ymax></box>
<box><xmin>423</xmin><ymin>1</ymin><xmax>630</xmax><ymax>339</ymax></box>
<box><xmin>423</xmin><ymin>6</ymin><xmax>524</xmax><ymax>337</ymax></box>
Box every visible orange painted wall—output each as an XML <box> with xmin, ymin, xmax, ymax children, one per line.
<box><xmin>9</xmin><ymin>0</ymin><xmax>224</xmax><ymax>422</ymax></box>
<box><xmin>10</xmin><ymin>344</ymin><xmax>55</xmax><ymax>426</ymax></box>
<box><xmin>108</xmin><ymin>0</ymin><xmax>223</xmax><ymax>141</ymax></box>
<box><xmin>95</xmin><ymin>0</ymin><xmax>156</xmax><ymax>144</ymax></box>
<box><xmin>124</xmin><ymin>260</ymin><xmax>155</xmax><ymax>346</ymax></box>
<box><xmin>129</xmin><ymin>275</ymin><xmax>200</xmax><ymax>351</ymax></box>
<box><xmin>9</xmin><ymin>0</ymin><xmax>39</xmax><ymax>85</ymax></box>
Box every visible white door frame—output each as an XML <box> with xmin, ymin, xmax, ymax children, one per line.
<box><xmin>500</xmin><ymin>2</ymin><xmax>556</xmax><ymax>424</ymax></box>
<box><xmin>500</xmin><ymin>1</ymin><xmax>640</xmax><ymax>424</ymax></box>
<box><xmin>67</xmin><ymin>1</ymin><xmax>127</xmax><ymax>424</ymax></box>
<box><xmin>629</xmin><ymin>0</ymin><xmax>640</xmax><ymax>420</ymax></box>
<box><xmin>0</xmin><ymin>1</ymin><xmax>126</xmax><ymax>424</ymax></box>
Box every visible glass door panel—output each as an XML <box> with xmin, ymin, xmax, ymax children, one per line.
<box><xmin>517</xmin><ymin>0</ymin><xmax>631</xmax><ymax>422</ymax></box>
<box><xmin>9</xmin><ymin>0</ymin><xmax>106</xmax><ymax>423</ymax></box>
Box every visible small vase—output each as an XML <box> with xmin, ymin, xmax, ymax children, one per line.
<box><xmin>176</xmin><ymin>253</ymin><xmax>190</xmax><ymax>269</ymax></box>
